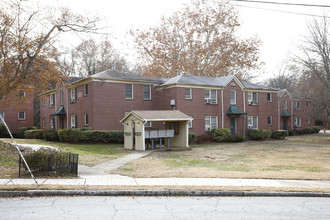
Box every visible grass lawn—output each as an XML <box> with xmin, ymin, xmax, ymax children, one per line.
<box><xmin>0</xmin><ymin>138</ymin><xmax>128</xmax><ymax>178</ymax></box>
<box><xmin>113</xmin><ymin>133</ymin><xmax>330</xmax><ymax>180</ymax></box>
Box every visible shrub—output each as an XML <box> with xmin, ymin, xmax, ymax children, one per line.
<box><xmin>18</xmin><ymin>126</ymin><xmax>37</xmax><ymax>138</ymax></box>
<box><xmin>194</xmin><ymin>134</ymin><xmax>211</xmax><ymax>144</ymax></box>
<box><xmin>248</xmin><ymin>129</ymin><xmax>272</xmax><ymax>141</ymax></box>
<box><xmin>271</xmin><ymin>130</ymin><xmax>289</xmax><ymax>139</ymax></box>
<box><xmin>312</xmin><ymin>126</ymin><xmax>321</xmax><ymax>133</ymax></box>
<box><xmin>24</xmin><ymin>129</ymin><xmax>47</xmax><ymax>139</ymax></box>
<box><xmin>209</xmin><ymin>128</ymin><xmax>231</xmax><ymax>142</ymax></box>
<box><xmin>57</xmin><ymin>128</ymin><xmax>82</xmax><ymax>142</ymax></box>
<box><xmin>0</xmin><ymin>123</ymin><xmax>9</xmax><ymax>138</ymax></box>
<box><xmin>189</xmin><ymin>132</ymin><xmax>196</xmax><ymax>143</ymax></box>
<box><xmin>79</xmin><ymin>130</ymin><xmax>124</xmax><ymax>143</ymax></box>
<box><xmin>227</xmin><ymin>134</ymin><xmax>245</xmax><ymax>142</ymax></box>
<box><xmin>43</xmin><ymin>130</ymin><xmax>59</xmax><ymax>141</ymax></box>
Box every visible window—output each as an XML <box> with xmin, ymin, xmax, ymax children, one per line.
<box><xmin>0</xmin><ymin>112</ymin><xmax>4</xmax><ymax>122</ymax></box>
<box><xmin>267</xmin><ymin>116</ymin><xmax>272</xmax><ymax>125</ymax></box>
<box><xmin>145</xmin><ymin>121</ymin><xmax>152</xmax><ymax>127</ymax></box>
<box><xmin>294</xmin><ymin>101</ymin><xmax>301</xmax><ymax>110</ymax></box>
<box><xmin>248</xmin><ymin>116</ymin><xmax>258</xmax><ymax>129</ymax></box>
<box><xmin>71</xmin><ymin>88</ymin><xmax>77</xmax><ymax>102</ymax></box>
<box><xmin>60</xmin><ymin>91</ymin><xmax>64</xmax><ymax>105</ymax></box>
<box><xmin>185</xmin><ymin>88</ymin><xmax>192</xmax><ymax>99</ymax></box>
<box><xmin>247</xmin><ymin>92</ymin><xmax>258</xmax><ymax>105</ymax></box>
<box><xmin>42</xmin><ymin>119</ymin><xmax>46</xmax><ymax>128</ymax></box>
<box><xmin>84</xmin><ymin>113</ymin><xmax>88</xmax><ymax>126</ymax></box>
<box><xmin>50</xmin><ymin>94</ymin><xmax>55</xmax><ymax>107</ymax></box>
<box><xmin>84</xmin><ymin>84</ymin><xmax>88</xmax><ymax>96</ymax></box>
<box><xmin>50</xmin><ymin>118</ymin><xmax>55</xmax><ymax>129</ymax></box>
<box><xmin>71</xmin><ymin>115</ymin><xmax>77</xmax><ymax>128</ymax></box>
<box><xmin>42</xmin><ymin>98</ymin><xmax>45</xmax><ymax>106</ymax></box>
<box><xmin>125</xmin><ymin>84</ymin><xmax>133</xmax><ymax>99</ymax></box>
<box><xmin>143</xmin><ymin>85</ymin><xmax>151</xmax><ymax>100</ymax></box>
<box><xmin>205</xmin><ymin>116</ymin><xmax>217</xmax><ymax>131</ymax></box>
<box><xmin>188</xmin><ymin>120</ymin><xmax>192</xmax><ymax>128</ymax></box>
<box><xmin>306</xmin><ymin>101</ymin><xmax>309</xmax><ymax>107</ymax></box>
<box><xmin>18</xmin><ymin>111</ymin><xmax>25</xmax><ymax>120</ymax></box>
<box><xmin>18</xmin><ymin>90</ymin><xmax>25</xmax><ymax>98</ymax></box>
<box><xmin>283</xmin><ymin>100</ymin><xmax>288</xmax><ymax>110</ymax></box>
<box><xmin>204</xmin><ymin>89</ymin><xmax>217</xmax><ymax>104</ymax></box>
<box><xmin>230</xmin><ymin>90</ymin><xmax>236</xmax><ymax>105</ymax></box>
<box><xmin>306</xmin><ymin>117</ymin><xmax>310</xmax><ymax>124</ymax></box>
<box><xmin>267</xmin><ymin>93</ymin><xmax>272</xmax><ymax>102</ymax></box>
<box><xmin>294</xmin><ymin>117</ymin><xmax>301</xmax><ymax>127</ymax></box>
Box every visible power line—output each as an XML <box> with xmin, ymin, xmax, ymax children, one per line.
<box><xmin>232</xmin><ymin>0</ymin><xmax>330</xmax><ymax>8</ymax></box>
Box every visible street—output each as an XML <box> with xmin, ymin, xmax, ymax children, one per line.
<box><xmin>1</xmin><ymin>196</ymin><xmax>330</xmax><ymax>219</ymax></box>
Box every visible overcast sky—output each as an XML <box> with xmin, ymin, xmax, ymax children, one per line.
<box><xmin>39</xmin><ymin>0</ymin><xmax>330</xmax><ymax>81</ymax></box>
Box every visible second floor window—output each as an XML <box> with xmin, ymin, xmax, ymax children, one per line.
<box><xmin>84</xmin><ymin>84</ymin><xmax>88</xmax><ymax>96</ymax></box>
<box><xmin>283</xmin><ymin>100</ymin><xmax>288</xmax><ymax>110</ymax></box>
<box><xmin>230</xmin><ymin>90</ymin><xmax>236</xmax><ymax>105</ymax></box>
<box><xmin>18</xmin><ymin>90</ymin><xmax>25</xmax><ymax>98</ymax></box>
<box><xmin>143</xmin><ymin>85</ymin><xmax>151</xmax><ymax>100</ymax></box>
<box><xmin>247</xmin><ymin>92</ymin><xmax>258</xmax><ymax>105</ymax></box>
<box><xmin>125</xmin><ymin>84</ymin><xmax>133</xmax><ymax>99</ymax></box>
<box><xmin>204</xmin><ymin>89</ymin><xmax>217</xmax><ymax>104</ymax></box>
<box><xmin>185</xmin><ymin>88</ymin><xmax>192</xmax><ymax>99</ymax></box>
<box><xmin>71</xmin><ymin>88</ymin><xmax>77</xmax><ymax>102</ymax></box>
<box><xmin>294</xmin><ymin>100</ymin><xmax>301</xmax><ymax>110</ymax></box>
<box><xmin>60</xmin><ymin>91</ymin><xmax>64</xmax><ymax>105</ymax></box>
<box><xmin>267</xmin><ymin>93</ymin><xmax>272</xmax><ymax>102</ymax></box>
<box><xmin>50</xmin><ymin>94</ymin><xmax>55</xmax><ymax>107</ymax></box>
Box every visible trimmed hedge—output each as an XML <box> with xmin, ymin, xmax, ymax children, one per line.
<box><xmin>288</xmin><ymin>126</ymin><xmax>321</xmax><ymax>136</ymax></box>
<box><xmin>43</xmin><ymin>130</ymin><xmax>59</xmax><ymax>141</ymax></box>
<box><xmin>210</xmin><ymin>128</ymin><xmax>244</xmax><ymax>142</ymax></box>
<box><xmin>248</xmin><ymin>129</ymin><xmax>272</xmax><ymax>141</ymax></box>
<box><xmin>194</xmin><ymin>134</ymin><xmax>211</xmax><ymax>144</ymax></box>
<box><xmin>271</xmin><ymin>130</ymin><xmax>289</xmax><ymax>139</ymax></box>
<box><xmin>189</xmin><ymin>132</ymin><xmax>196</xmax><ymax>143</ymax></box>
<box><xmin>0</xmin><ymin>123</ymin><xmax>9</xmax><ymax>138</ymax></box>
<box><xmin>24</xmin><ymin>129</ymin><xmax>47</xmax><ymax>139</ymax></box>
<box><xmin>19</xmin><ymin>126</ymin><xmax>37</xmax><ymax>138</ymax></box>
<box><xmin>227</xmin><ymin>134</ymin><xmax>245</xmax><ymax>142</ymax></box>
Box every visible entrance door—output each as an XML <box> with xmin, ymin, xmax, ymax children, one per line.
<box><xmin>283</xmin><ymin>118</ymin><xmax>287</xmax><ymax>130</ymax></box>
<box><xmin>230</xmin><ymin>117</ymin><xmax>236</xmax><ymax>134</ymax></box>
<box><xmin>60</xmin><ymin>117</ymin><xmax>65</xmax><ymax>129</ymax></box>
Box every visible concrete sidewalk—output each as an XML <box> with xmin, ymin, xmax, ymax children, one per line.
<box><xmin>1</xmin><ymin>175</ymin><xmax>330</xmax><ymax>189</ymax></box>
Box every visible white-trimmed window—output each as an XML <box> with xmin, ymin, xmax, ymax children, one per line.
<box><xmin>306</xmin><ymin>101</ymin><xmax>310</xmax><ymax>107</ymax></box>
<box><xmin>188</xmin><ymin>120</ymin><xmax>192</xmax><ymax>128</ymax></box>
<box><xmin>18</xmin><ymin>90</ymin><xmax>25</xmax><ymax>98</ymax></box>
<box><xmin>42</xmin><ymin>119</ymin><xmax>46</xmax><ymax>128</ymax></box>
<box><xmin>60</xmin><ymin>91</ymin><xmax>64</xmax><ymax>105</ymax></box>
<box><xmin>50</xmin><ymin>118</ymin><xmax>55</xmax><ymax>129</ymax></box>
<box><xmin>267</xmin><ymin>116</ymin><xmax>272</xmax><ymax>125</ymax></box>
<box><xmin>204</xmin><ymin>89</ymin><xmax>217</xmax><ymax>104</ymax></box>
<box><xmin>125</xmin><ymin>84</ymin><xmax>133</xmax><ymax>99</ymax></box>
<box><xmin>71</xmin><ymin>115</ymin><xmax>77</xmax><ymax>128</ymax></box>
<box><xmin>143</xmin><ymin>85</ymin><xmax>151</xmax><ymax>100</ymax></box>
<box><xmin>294</xmin><ymin>117</ymin><xmax>301</xmax><ymax>127</ymax></box>
<box><xmin>283</xmin><ymin>100</ymin><xmax>288</xmax><ymax>110</ymax></box>
<box><xmin>84</xmin><ymin>113</ymin><xmax>89</xmax><ymax>126</ymax></box>
<box><xmin>247</xmin><ymin>92</ymin><xmax>258</xmax><ymax>105</ymax></box>
<box><xmin>306</xmin><ymin>117</ymin><xmax>310</xmax><ymax>124</ymax></box>
<box><xmin>267</xmin><ymin>93</ymin><xmax>272</xmax><ymax>102</ymax></box>
<box><xmin>205</xmin><ymin>116</ymin><xmax>217</xmax><ymax>131</ymax></box>
<box><xmin>230</xmin><ymin>90</ymin><xmax>236</xmax><ymax>105</ymax></box>
<box><xmin>248</xmin><ymin>116</ymin><xmax>258</xmax><ymax>129</ymax></box>
<box><xmin>84</xmin><ymin>84</ymin><xmax>88</xmax><ymax>96</ymax></box>
<box><xmin>185</xmin><ymin>88</ymin><xmax>192</xmax><ymax>99</ymax></box>
<box><xmin>0</xmin><ymin>112</ymin><xmax>4</xmax><ymax>122</ymax></box>
<box><xmin>18</xmin><ymin>111</ymin><xmax>25</xmax><ymax>120</ymax></box>
<box><xmin>294</xmin><ymin>100</ymin><xmax>301</xmax><ymax>110</ymax></box>
<box><xmin>50</xmin><ymin>94</ymin><xmax>55</xmax><ymax>107</ymax></box>
<box><xmin>145</xmin><ymin>121</ymin><xmax>152</xmax><ymax>127</ymax></box>
<box><xmin>42</xmin><ymin>97</ymin><xmax>45</xmax><ymax>106</ymax></box>
<box><xmin>71</xmin><ymin>88</ymin><xmax>77</xmax><ymax>102</ymax></box>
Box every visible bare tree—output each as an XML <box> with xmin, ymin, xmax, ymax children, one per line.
<box><xmin>265</xmin><ymin>62</ymin><xmax>298</xmax><ymax>90</ymax></box>
<box><xmin>0</xmin><ymin>0</ymin><xmax>99</xmax><ymax>105</ymax></box>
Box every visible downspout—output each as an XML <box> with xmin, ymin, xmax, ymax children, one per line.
<box><xmin>55</xmin><ymin>93</ymin><xmax>57</xmax><ymax>130</ymax></box>
<box><xmin>243</xmin><ymin>89</ymin><xmax>246</xmax><ymax>136</ymax></box>
<box><xmin>291</xmin><ymin>100</ymin><xmax>294</xmax><ymax>129</ymax></box>
<box><xmin>221</xmin><ymin>89</ymin><xmax>224</xmax><ymax>128</ymax></box>
<box><xmin>67</xmin><ymin>88</ymin><xmax>69</xmax><ymax>129</ymax></box>
<box><xmin>278</xmin><ymin>100</ymin><xmax>280</xmax><ymax>130</ymax></box>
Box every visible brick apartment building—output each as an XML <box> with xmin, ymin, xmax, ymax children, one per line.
<box><xmin>40</xmin><ymin>69</ymin><xmax>313</xmax><ymax>136</ymax></box>
<box><xmin>0</xmin><ymin>90</ymin><xmax>34</xmax><ymax>133</ymax></box>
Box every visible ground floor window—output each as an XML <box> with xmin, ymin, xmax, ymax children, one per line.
<box><xmin>188</xmin><ymin>120</ymin><xmax>192</xmax><ymax>128</ymax></box>
<box><xmin>50</xmin><ymin>118</ymin><xmax>55</xmax><ymax>129</ymax></box>
<box><xmin>205</xmin><ymin>116</ymin><xmax>217</xmax><ymax>131</ymax></box>
<box><xmin>267</xmin><ymin>116</ymin><xmax>272</xmax><ymax>125</ymax></box>
<box><xmin>84</xmin><ymin>113</ymin><xmax>88</xmax><ymax>126</ymax></box>
<box><xmin>71</xmin><ymin>115</ymin><xmax>77</xmax><ymax>128</ymax></box>
<box><xmin>248</xmin><ymin>116</ymin><xmax>258</xmax><ymax>129</ymax></box>
<box><xmin>294</xmin><ymin>117</ymin><xmax>301</xmax><ymax>127</ymax></box>
<box><xmin>306</xmin><ymin>117</ymin><xmax>310</xmax><ymax>124</ymax></box>
<box><xmin>42</xmin><ymin>119</ymin><xmax>46</xmax><ymax>128</ymax></box>
<box><xmin>18</xmin><ymin>111</ymin><xmax>25</xmax><ymax>120</ymax></box>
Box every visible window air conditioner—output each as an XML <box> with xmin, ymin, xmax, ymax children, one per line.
<box><xmin>205</xmin><ymin>98</ymin><xmax>212</xmax><ymax>104</ymax></box>
<box><xmin>248</xmin><ymin>125</ymin><xmax>253</xmax><ymax>129</ymax></box>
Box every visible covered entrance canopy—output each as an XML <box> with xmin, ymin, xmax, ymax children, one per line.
<box><xmin>50</xmin><ymin>105</ymin><xmax>66</xmax><ymax>116</ymax></box>
<box><xmin>120</xmin><ymin>110</ymin><xmax>193</xmax><ymax>151</ymax></box>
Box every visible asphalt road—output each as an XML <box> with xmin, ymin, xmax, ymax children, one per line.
<box><xmin>1</xmin><ymin>196</ymin><xmax>330</xmax><ymax>219</ymax></box>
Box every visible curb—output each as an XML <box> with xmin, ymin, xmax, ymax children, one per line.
<box><xmin>1</xmin><ymin>190</ymin><xmax>330</xmax><ymax>197</ymax></box>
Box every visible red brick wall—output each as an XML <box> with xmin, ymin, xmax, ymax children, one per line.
<box><xmin>0</xmin><ymin>91</ymin><xmax>34</xmax><ymax>133</ymax></box>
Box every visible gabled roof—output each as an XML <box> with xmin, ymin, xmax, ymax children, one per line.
<box><xmin>50</xmin><ymin>105</ymin><xmax>66</xmax><ymax>116</ymax></box>
<box><xmin>65</xmin><ymin>77</ymin><xmax>85</xmax><ymax>84</ymax></box>
<box><xmin>241</xmin><ymin>80</ymin><xmax>278</xmax><ymax>91</ymax></box>
<box><xmin>121</xmin><ymin>110</ymin><xmax>193</xmax><ymax>122</ymax></box>
<box><xmin>90</xmin><ymin>69</ymin><xmax>163</xmax><ymax>83</ymax></box>
<box><xmin>161</xmin><ymin>74</ymin><xmax>234</xmax><ymax>87</ymax></box>
<box><xmin>277</xmin><ymin>89</ymin><xmax>292</xmax><ymax>99</ymax></box>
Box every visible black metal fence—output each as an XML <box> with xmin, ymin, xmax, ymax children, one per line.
<box><xmin>19</xmin><ymin>152</ymin><xmax>78</xmax><ymax>177</ymax></box>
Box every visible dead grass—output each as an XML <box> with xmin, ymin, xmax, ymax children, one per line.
<box><xmin>113</xmin><ymin>133</ymin><xmax>330</xmax><ymax>180</ymax></box>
